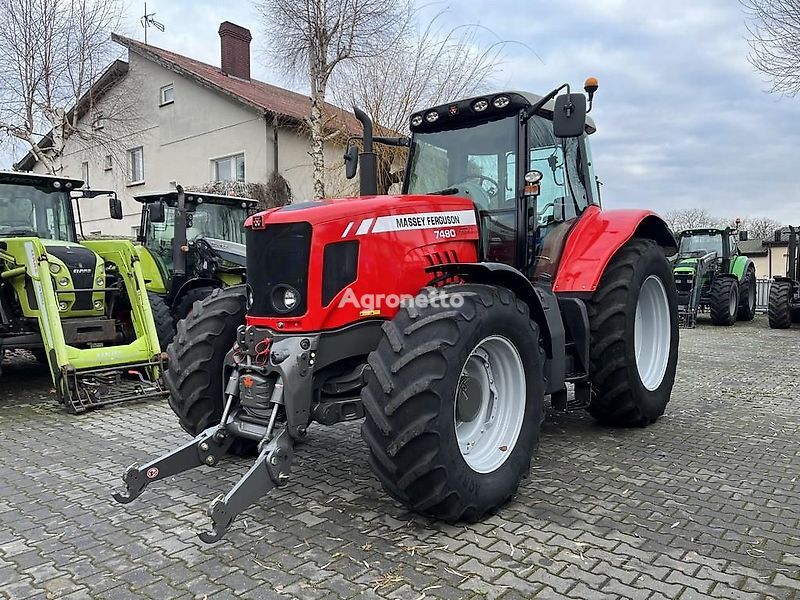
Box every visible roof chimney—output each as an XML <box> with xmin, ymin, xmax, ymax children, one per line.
<box><xmin>219</xmin><ymin>21</ymin><xmax>252</xmax><ymax>80</ymax></box>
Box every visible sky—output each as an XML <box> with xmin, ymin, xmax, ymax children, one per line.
<box><xmin>3</xmin><ymin>0</ymin><xmax>799</xmax><ymax>223</ymax></box>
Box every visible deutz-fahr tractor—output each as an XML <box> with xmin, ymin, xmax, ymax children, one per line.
<box><xmin>0</xmin><ymin>171</ymin><xmax>165</xmax><ymax>413</ymax></box>
<box><xmin>768</xmin><ymin>226</ymin><xmax>800</xmax><ymax>329</ymax></box>
<box><xmin>123</xmin><ymin>186</ymin><xmax>256</xmax><ymax>346</ymax></box>
<box><xmin>672</xmin><ymin>228</ymin><xmax>756</xmax><ymax>328</ymax></box>
<box><xmin>114</xmin><ymin>80</ymin><xmax>680</xmax><ymax>542</ymax></box>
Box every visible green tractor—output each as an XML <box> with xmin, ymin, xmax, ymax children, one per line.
<box><xmin>0</xmin><ymin>171</ymin><xmax>165</xmax><ymax>412</ymax></box>
<box><xmin>768</xmin><ymin>226</ymin><xmax>800</xmax><ymax>329</ymax></box>
<box><xmin>672</xmin><ymin>227</ymin><xmax>756</xmax><ymax>327</ymax></box>
<box><xmin>121</xmin><ymin>186</ymin><xmax>256</xmax><ymax>346</ymax></box>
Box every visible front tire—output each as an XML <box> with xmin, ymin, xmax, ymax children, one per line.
<box><xmin>148</xmin><ymin>292</ymin><xmax>175</xmax><ymax>349</ymax></box>
<box><xmin>361</xmin><ymin>284</ymin><xmax>544</xmax><ymax>522</ymax></box>
<box><xmin>587</xmin><ymin>239</ymin><xmax>678</xmax><ymax>427</ymax></box>
<box><xmin>174</xmin><ymin>286</ymin><xmax>218</xmax><ymax>323</ymax></box>
<box><xmin>709</xmin><ymin>277</ymin><xmax>739</xmax><ymax>326</ymax></box>
<box><xmin>164</xmin><ymin>286</ymin><xmax>247</xmax><ymax>437</ymax></box>
<box><xmin>737</xmin><ymin>266</ymin><xmax>757</xmax><ymax>322</ymax></box>
<box><xmin>768</xmin><ymin>280</ymin><xmax>792</xmax><ymax>329</ymax></box>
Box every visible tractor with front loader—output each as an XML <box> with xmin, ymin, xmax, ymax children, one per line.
<box><xmin>672</xmin><ymin>228</ymin><xmax>756</xmax><ymax>328</ymax></box>
<box><xmin>0</xmin><ymin>171</ymin><xmax>165</xmax><ymax>412</ymax></box>
<box><xmin>113</xmin><ymin>79</ymin><xmax>680</xmax><ymax>542</ymax></box>
<box><xmin>768</xmin><ymin>226</ymin><xmax>800</xmax><ymax>328</ymax></box>
<box><xmin>123</xmin><ymin>187</ymin><xmax>256</xmax><ymax>347</ymax></box>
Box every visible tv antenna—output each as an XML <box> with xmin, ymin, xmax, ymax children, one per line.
<box><xmin>141</xmin><ymin>2</ymin><xmax>165</xmax><ymax>44</ymax></box>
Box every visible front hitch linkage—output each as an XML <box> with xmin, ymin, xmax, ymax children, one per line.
<box><xmin>112</xmin><ymin>424</ymin><xmax>294</xmax><ymax>543</ymax></box>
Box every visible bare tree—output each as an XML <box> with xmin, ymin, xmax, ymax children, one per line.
<box><xmin>255</xmin><ymin>0</ymin><xmax>413</xmax><ymax>199</ymax></box>
<box><xmin>742</xmin><ymin>0</ymin><xmax>800</xmax><ymax>96</ymax></box>
<box><xmin>664</xmin><ymin>208</ymin><xmax>723</xmax><ymax>233</ymax></box>
<box><xmin>0</xmin><ymin>0</ymin><xmax>126</xmax><ymax>175</ymax></box>
<box><xmin>740</xmin><ymin>216</ymin><xmax>784</xmax><ymax>239</ymax></box>
<box><xmin>332</xmin><ymin>13</ymin><xmax>509</xmax><ymax>193</ymax></box>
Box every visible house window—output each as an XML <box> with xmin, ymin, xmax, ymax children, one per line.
<box><xmin>104</xmin><ymin>155</ymin><xmax>113</xmax><ymax>171</ymax></box>
<box><xmin>92</xmin><ymin>112</ymin><xmax>104</xmax><ymax>130</ymax></box>
<box><xmin>212</xmin><ymin>153</ymin><xmax>245</xmax><ymax>182</ymax></box>
<box><xmin>127</xmin><ymin>146</ymin><xmax>145</xmax><ymax>184</ymax></box>
<box><xmin>81</xmin><ymin>161</ymin><xmax>89</xmax><ymax>186</ymax></box>
<box><xmin>160</xmin><ymin>83</ymin><xmax>174</xmax><ymax>106</ymax></box>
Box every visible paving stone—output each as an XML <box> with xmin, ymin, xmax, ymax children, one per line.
<box><xmin>0</xmin><ymin>317</ymin><xmax>797</xmax><ymax>599</ymax></box>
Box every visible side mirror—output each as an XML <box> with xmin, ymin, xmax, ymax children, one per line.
<box><xmin>739</xmin><ymin>230</ymin><xmax>749</xmax><ymax>242</ymax></box>
<box><xmin>149</xmin><ymin>200</ymin><xmax>165</xmax><ymax>223</ymax></box>
<box><xmin>344</xmin><ymin>145</ymin><xmax>359</xmax><ymax>180</ymax></box>
<box><xmin>109</xmin><ymin>197</ymin><xmax>123</xmax><ymax>220</ymax></box>
<box><xmin>553</xmin><ymin>93</ymin><xmax>587</xmax><ymax>138</ymax></box>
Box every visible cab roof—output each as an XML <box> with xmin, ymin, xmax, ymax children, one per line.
<box><xmin>134</xmin><ymin>190</ymin><xmax>257</xmax><ymax>206</ymax></box>
<box><xmin>410</xmin><ymin>91</ymin><xmax>597</xmax><ymax>135</ymax></box>
<box><xmin>0</xmin><ymin>170</ymin><xmax>84</xmax><ymax>190</ymax></box>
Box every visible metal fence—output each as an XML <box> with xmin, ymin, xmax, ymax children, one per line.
<box><xmin>756</xmin><ymin>278</ymin><xmax>772</xmax><ymax>313</ymax></box>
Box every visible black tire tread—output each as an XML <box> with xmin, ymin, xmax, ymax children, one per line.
<box><xmin>709</xmin><ymin>277</ymin><xmax>738</xmax><ymax>326</ymax></box>
<box><xmin>164</xmin><ymin>286</ymin><xmax>247</xmax><ymax>436</ymax></box>
<box><xmin>587</xmin><ymin>238</ymin><xmax>676</xmax><ymax>427</ymax></box>
<box><xmin>362</xmin><ymin>284</ymin><xmax>541</xmax><ymax>523</ymax></box>
<box><xmin>737</xmin><ymin>266</ymin><xmax>756</xmax><ymax>322</ymax></box>
<box><xmin>147</xmin><ymin>292</ymin><xmax>175</xmax><ymax>349</ymax></box>
<box><xmin>768</xmin><ymin>280</ymin><xmax>792</xmax><ymax>329</ymax></box>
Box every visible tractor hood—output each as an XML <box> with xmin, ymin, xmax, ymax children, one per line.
<box><xmin>244</xmin><ymin>194</ymin><xmax>480</xmax><ymax>332</ymax></box>
<box><xmin>245</xmin><ymin>194</ymin><xmax>478</xmax><ymax>230</ymax></box>
<box><xmin>42</xmin><ymin>240</ymin><xmax>103</xmax><ymax>312</ymax></box>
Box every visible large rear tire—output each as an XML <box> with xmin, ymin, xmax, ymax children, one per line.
<box><xmin>361</xmin><ymin>284</ymin><xmax>544</xmax><ymax>522</ymax></box>
<box><xmin>768</xmin><ymin>280</ymin><xmax>792</xmax><ymax>329</ymax></box>
<box><xmin>164</xmin><ymin>286</ymin><xmax>248</xmax><ymax>439</ymax></box>
<box><xmin>148</xmin><ymin>292</ymin><xmax>175</xmax><ymax>349</ymax></box>
<box><xmin>709</xmin><ymin>277</ymin><xmax>739</xmax><ymax>326</ymax></box>
<box><xmin>587</xmin><ymin>239</ymin><xmax>678</xmax><ymax>427</ymax></box>
<box><xmin>737</xmin><ymin>266</ymin><xmax>757</xmax><ymax>322</ymax></box>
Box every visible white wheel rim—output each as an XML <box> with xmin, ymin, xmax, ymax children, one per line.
<box><xmin>729</xmin><ymin>286</ymin><xmax>737</xmax><ymax>316</ymax></box>
<box><xmin>454</xmin><ymin>335</ymin><xmax>526</xmax><ymax>474</ymax></box>
<box><xmin>634</xmin><ymin>275</ymin><xmax>671</xmax><ymax>392</ymax></box>
<box><xmin>749</xmin><ymin>279</ymin><xmax>756</xmax><ymax>310</ymax></box>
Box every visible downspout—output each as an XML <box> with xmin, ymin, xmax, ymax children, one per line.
<box><xmin>273</xmin><ymin>114</ymin><xmax>279</xmax><ymax>175</ymax></box>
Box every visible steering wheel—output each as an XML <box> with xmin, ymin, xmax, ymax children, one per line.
<box><xmin>464</xmin><ymin>174</ymin><xmax>500</xmax><ymax>198</ymax></box>
<box><xmin>538</xmin><ymin>201</ymin><xmax>555</xmax><ymax>226</ymax></box>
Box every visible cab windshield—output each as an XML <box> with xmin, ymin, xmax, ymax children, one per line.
<box><xmin>406</xmin><ymin>115</ymin><xmax>519</xmax><ymax>211</ymax></box>
<box><xmin>679</xmin><ymin>233</ymin><xmax>723</xmax><ymax>256</ymax></box>
<box><xmin>0</xmin><ymin>183</ymin><xmax>75</xmax><ymax>242</ymax></box>
<box><xmin>144</xmin><ymin>201</ymin><xmax>250</xmax><ymax>275</ymax></box>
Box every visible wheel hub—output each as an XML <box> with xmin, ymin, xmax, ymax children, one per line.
<box><xmin>456</xmin><ymin>376</ymin><xmax>483</xmax><ymax>422</ymax></box>
<box><xmin>454</xmin><ymin>336</ymin><xmax>525</xmax><ymax>473</ymax></box>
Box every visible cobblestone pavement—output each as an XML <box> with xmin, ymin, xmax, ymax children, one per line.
<box><xmin>0</xmin><ymin>315</ymin><xmax>798</xmax><ymax>599</ymax></box>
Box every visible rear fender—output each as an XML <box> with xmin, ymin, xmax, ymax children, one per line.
<box><xmin>730</xmin><ymin>256</ymin><xmax>753</xmax><ymax>281</ymax></box>
<box><xmin>553</xmin><ymin>207</ymin><xmax>677</xmax><ymax>294</ymax></box>
<box><xmin>428</xmin><ymin>262</ymin><xmax>566</xmax><ymax>394</ymax></box>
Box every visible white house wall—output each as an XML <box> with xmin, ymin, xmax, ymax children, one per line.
<box><xmin>32</xmin><ymin>51</ymin><xmax>349</xmax><ymax>237</ymax></box>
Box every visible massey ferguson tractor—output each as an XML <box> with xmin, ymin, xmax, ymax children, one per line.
<box><xmin>113</xmin><ymin>80</ymin><xmax>680</xmax><ymax>542</ymax></box>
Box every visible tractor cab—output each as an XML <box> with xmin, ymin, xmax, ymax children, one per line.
<box><xmin>404</xmin><ymin>91</ymin><xmax>599</xmax><ymax>279</ymax></box>
<box><xmin>0</xmin><ymin>172</ymin><xmax>80</xmax><ymax>242</ymax></box>
<box><xmin>133</xmin><ymin>189</ymin><xmax>256</xmax><ymax>296</ymax></box>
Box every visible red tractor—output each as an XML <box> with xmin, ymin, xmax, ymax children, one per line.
<box><xmin>113</xmin><ymin>79</ymin><xmax>679</xmax><ymax>542</ymax></box>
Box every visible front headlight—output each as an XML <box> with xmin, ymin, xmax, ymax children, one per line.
<box><xmin>49</xmin><ymin>263</ymin><xmax>61</xmax><ymax>274</ymax></box>
<box><xmin>59</xmin><ymin>277</ymin><xmax>69</xmax><ymax>287</ymax></box>
<box><xmin>271</xmin><ymin>285</ymin><xmax>300</xmax><ymax>313</ymax></box>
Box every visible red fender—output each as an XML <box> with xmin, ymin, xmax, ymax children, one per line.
<box><xmin>553</xmin><ymin>206</ymin><xmax>676</xmax><ymax>294</ymax></box>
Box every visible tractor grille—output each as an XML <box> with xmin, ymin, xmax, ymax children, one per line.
<box><xmin>246</xmin><ymin>222</ymin><xmax>312</xmax><ymax>317</ymax></box>
<box><xmin>45</xmin><ymin>245</ymin><xmax>97</xmax><ymax>311</ymax></box>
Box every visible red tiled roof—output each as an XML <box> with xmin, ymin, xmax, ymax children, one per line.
<box><xmin>111</xmin><ymin>33</ymin><xmax>361</xmax><ymax>134</ymax></box>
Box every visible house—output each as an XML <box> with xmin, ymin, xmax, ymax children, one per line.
<box><xmin>16</xmin><ymin>22</ymin><xmax>359</xmax><ymax>237</ymax></box>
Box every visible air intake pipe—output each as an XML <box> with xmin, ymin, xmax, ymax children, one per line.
<box><xmin>353</xmin><ymin>107</ymin><xmax>377</xmax><ymax>196</ymax></box>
